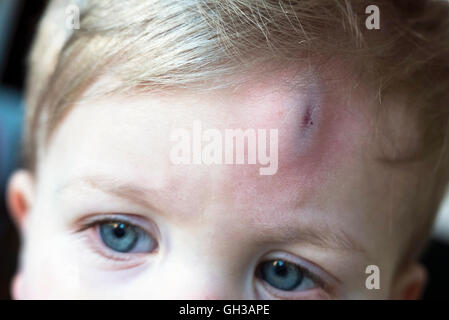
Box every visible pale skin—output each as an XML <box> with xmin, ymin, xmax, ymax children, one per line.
<box><xmin>8</xmin><ymin>67</ymin><xmax>426</xmax><ymax>299</ymax></box>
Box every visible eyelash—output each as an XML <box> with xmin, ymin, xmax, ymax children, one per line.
<box><xmin>73</xmin><ymin>215</ymin><xmax>334</xmax><ymax>296</ymax></box>
<box><xmin>74</xmin><ymin>215</ymin><xmax>157</xmax><ymax>264</ymax></box>
<box><xmin>256</xmin><ymin>252</ymin><xmax>331</xmax><ymax>294</ymax></box>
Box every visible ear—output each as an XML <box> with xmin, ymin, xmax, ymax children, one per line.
<box><xmin>6</xmin><ymin>170</ymin><xmax>34</xmax><ymax>299</ymax></box>
<box><xmin>6</xmin><ymin>170</ymin><xmax>34</xmax><ymax>235</ymax></box>
<box><xmin>10</xmin><ymin>273</ymin><xmax>24</xmax><ymax>300</ymax></box>
<box><xmin>390</xmin><ymin>263</ymin><xmax>427</xmax><ymax>300</ymax></box>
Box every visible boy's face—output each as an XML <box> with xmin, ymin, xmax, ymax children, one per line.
<box><xmin>9</xmin><ymin>69</ymin><xmax>426</xmax><ymax>299</ymax></box>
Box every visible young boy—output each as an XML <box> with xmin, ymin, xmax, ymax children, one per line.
<box><xmin>6</xmin><ymin>0</ymin><xmax>449</xmax><ymax>299</ymax></box>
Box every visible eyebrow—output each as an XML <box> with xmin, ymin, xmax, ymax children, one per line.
<box><xmin>58</xmin><ymin>175</ymin><xmax>368</xmax><ymax>258</ymax></box>
<box><xmin>58</xmin><ymin>175</ymin><xmax>171</xmax><ymax>217</ymax></box>
<box><xmin>261</xmin><ymin>221</ymin><xmax>367</xmax><ymax>256</ymax></box>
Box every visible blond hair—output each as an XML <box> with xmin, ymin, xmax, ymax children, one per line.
<box><xmin>25</xmin><ymin>0</ymin><xmax>449</xmax><ymax>263</ymax></box>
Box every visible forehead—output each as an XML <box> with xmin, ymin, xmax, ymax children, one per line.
<box><xmin>37</xmin><ymin>69</ymin><xmax>398</xmax><ymax>260</ymax></box>
<box><xmin>43</xmin><ymin>72</ymin><xmax>362</xmax><ymax>195</ymax></box>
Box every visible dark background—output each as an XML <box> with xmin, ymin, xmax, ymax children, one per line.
<box><xmin>0</xmin><ymin>0</ymin><xmax>447</xmax><ymax>300</ymax></box>
<box><xmin>0</xmin><ymin>0</ymin><xmax>48</xmax><ymax>300</ymax></box>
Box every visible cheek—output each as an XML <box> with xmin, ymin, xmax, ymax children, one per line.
<box><xmin>21</xmin><ymin>233</ymin><xmax>84</xmax><ymax>299</ymax></box>
<box><xmin>19</xmin><ymin>195</ymin><xmax>90</xmax><ymax>298</ymax></box>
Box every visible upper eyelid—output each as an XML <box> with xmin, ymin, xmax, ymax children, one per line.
<box><xmin>72</xmin><ymin>213</ymin><xmax>160</xmax><ymax>239</ymax></box>
<box><xmin>59</xmin><ymin>177</ymin><xmax>368</xmax><ymax>259</ymax></box>
<box><xmin>77</xmin><ymin>215</ymin><xmax>338</xmax><ymax>278</ymax></box>
<box><xmin>75</xmin><ymin>218</ymin><xmax>338</xmax><ymax>298</ymax></box>
<box><xmin>259</xmin><ymin>259</ymin><xmax>325</xmax><ymax>291</ymax></box>
<box><xmin>77</xmin><ymin>215</ymin><xmax>159</xmax><ymax>261</ymax></box>
<box><xmin>80</xmin><ymin>227</ymin><xmax>152</xmax><ymax>267</ymax></box>
<box><xmin>257</xmin><ymin>260</ymin><xmax>335</xmax><ymax>299</ymax></box>
<box><xmin>261</xmin><ymin>250</ymin><xmax>340</xmax><ymax>289</ymax></box>
<box><xmin>74</xmin><ymin>215</ymin><xmax>338</xmax><ymax>290</ymax></box>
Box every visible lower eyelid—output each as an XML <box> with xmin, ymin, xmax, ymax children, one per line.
<box><xmin>76</xmin><ymin>218</ymin><xmax>335</xmax><ymax>296</ymax></box>
<box><xmin>262</xmin><ymin>251</ymin><xmax>335</xmax><ymax>286</ymax></box>
<box><xmin>80</xmin><ymin>227</ymin><xmax>149</xmax><ymax>269</ymax></box>
<box><xmin>255</xmin><ymin>251</ymin><xmax>337</xmax><ymax>295</ymax></box>
<box><xmin>256</xmin><ymin>279</ymin><xmax>332</xmax><ymax>300</ymax></box>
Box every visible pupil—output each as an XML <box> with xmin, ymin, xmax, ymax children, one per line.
<box><xmin>259</xmin><ymin>259</ymin><xmax>304</xmax><ymax>291</ymax></box>
<box><xmin>113</xmin><ymin>223</ymin><xmax>126</xmax><ymax>238</ymax></box>
<box><xmin>273</xmin><ymin>260</ymin><xmax>288</xmax><ymax>277</ymax></box>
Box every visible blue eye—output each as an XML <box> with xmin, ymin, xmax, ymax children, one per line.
<box><xmin>259</xmin><ymin>260</ymin><xmax>315</xmax><ymax>291</ymax></box>
<box><xmin>99</xmin><ymin>222</ymin><xmax>156</xmax><ymax>253</ymax></box>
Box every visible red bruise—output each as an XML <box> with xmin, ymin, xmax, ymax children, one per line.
<box><xmin>303</xmin><ymin>105</ymin><xmax>314</xmax><ymax>127</ymax></box>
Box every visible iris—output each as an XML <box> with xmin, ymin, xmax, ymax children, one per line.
<box><xmin>260</xmin><ymin>260</ymin><xmax>304</xmax><ymax>291</ymax></box>
<box><xmin>99</xmin><ymin>222</ymin><xmax>138</xmax><ymax>252</ymax></box>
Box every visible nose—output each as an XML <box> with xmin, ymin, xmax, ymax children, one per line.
<box><xmin>134</xmin><ymin>236</ymin><xmax>249</xmax><ymax>300</ymax></box>
<box><xmin>147</xmin><ymin>259</ymin><xmax>243</xmax><ymax>299</ymax></box>
<box><xmin>127</xmin><ymin>209</ymin><xmax>254</xmax><ymax>300</ymax></box>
